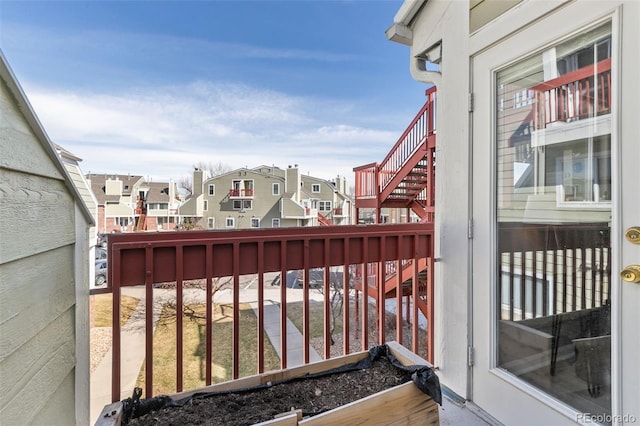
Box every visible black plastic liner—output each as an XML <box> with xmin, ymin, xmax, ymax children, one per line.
<box><xmin>120</xmin><ymin>344</ymin><xmax>441</xmax><ymax>425</ymax></box>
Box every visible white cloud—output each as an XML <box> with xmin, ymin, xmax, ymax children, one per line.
<box><xmin>24</xmin><ymin>81</ymin><xmax>399</xmax><ymax>186</ymax></box>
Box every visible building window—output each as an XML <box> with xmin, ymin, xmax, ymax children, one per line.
<box><xmin>272</xmin><ymin>183</ymin><xmax>280</xmax><ymax>195</ymax></box>
<box><xmin>251</xmin><ymin>218</ymin><xmax>260</xmax><ymax>228</ymax></box>
<box><xmin>318</xmin><ymin>201</ymin><xmax>332</xmax><ymax>211</ymax></box>
<box><xmin>226</xmin><ymin>217</ymin><xmax>235</xmax><ymax>228</ymax></box>
<box><xmin>272</xmin><ymin>218</ymin><xmax>280</xmax><ymax>228</ymax></box>
<box><xmin>157</xmin><ymin>217</ymin><xmax>166</xmax><ymax>229</ymax></box>
<box><xmin>148</xmin><ymin>203</ymin><xmax>169</xmax><ymax>210</ymax></box>
<box><xmin>208</xmin><ymin>184</ymin><xmax>215</xmax><ymax>196</ymax></box>
<box><xmin>204</xmin><ymin>200</ymin><xmax>208</xmax><ymax>211</ymax></box>
<box><xmin>233</xmin><ymin>200</ymin><xmax>252</xmax><ymax>210</ymax></box>
<box><xmin>312</xmin><ymin>184</ymin><xmax>321</xmax><ymax>193</ymax></box>
<box><xmin>207</xmin><ymin>218</ymin><xmax>214</xmax><ymax>229</ymax></box>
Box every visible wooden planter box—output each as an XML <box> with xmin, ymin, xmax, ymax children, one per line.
<box><xmin>97</xmin><ymin>341</ymin><xmax>439</xmax><ymax>425</ymax></box>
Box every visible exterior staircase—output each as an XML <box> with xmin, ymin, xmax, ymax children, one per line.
<box><xmin>134</xmin><ymin>194</ymin><xmax>148</xmax><ymax>231</ymax></box>
<box><xmin>354</xmin><ymin>87</ymin><xmax>436</xmax><ymax>223</ymax></box>
<box><xmin>353</xmin><ymin>87</ymin><xmax>436</xmax><ymax>318</ymax></box>
<box><xmin>317</xmin><ymin>212</ymin><xmax>333</xmax><ymax>226</ymax></box>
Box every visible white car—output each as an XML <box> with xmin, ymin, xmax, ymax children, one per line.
<box><xmin>95</xmin><ymin>260</ymin><xmax>107</xmax><ymax>286</ymax></box>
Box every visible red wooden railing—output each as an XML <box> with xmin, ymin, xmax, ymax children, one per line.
<box><xmin>353</xmin><ymin>161</ymin><xmax>379</xmax><ymax>201</ymax></box>
<box><xmin>531</xmin><ymin>58</ymin><xmax>611</xmax><ymax>129</ymax></box>
<box><xmin>95</xmin><ymin>224</ymin><xmax>434</xmax><ymax>402</ymax></box>
<box><xmin>378</xmin><ymin>87</ymin><xmax>436</xmax><ymax>193</ymax></box>
<box><xmin>229</xmin><ymin>188</ymin><xmax>254</xmax><ymax>197</ymax></box>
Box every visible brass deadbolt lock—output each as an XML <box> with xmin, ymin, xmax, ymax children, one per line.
<box><xmin>621</xmin><ymin>265</ymin><xmax>640</xmax><ymax>283</ymax></box>
<box><xmin>625</xmin><ymin>227</ymin><xmax>640</xmax><ymax>244</ymax></box>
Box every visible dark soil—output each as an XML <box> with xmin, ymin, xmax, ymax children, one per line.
<box><xmin>127</xmin><ymin>356</ymin><xmax>410</xmax><ymax>426</ymax></box>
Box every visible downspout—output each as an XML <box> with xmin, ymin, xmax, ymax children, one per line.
<box><xmin>411</xmin><ymin>41</ymin><xmax>442</xmax><ymax>88</ymax></box>
<box><xmin>387</xmin><ymin>21</ymin><xmax>442</xmax><ymax>88</ymax></box>
<box><xmin>411</xmin><ymin>57</ymin><xmax>441</xmax><ymax>87</ymax></box>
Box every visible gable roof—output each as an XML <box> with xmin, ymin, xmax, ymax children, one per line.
<box><xmin>144</xmin><ymin>181</ymin><xmax>175</xmax><ymax>203</ymax></box>
<box><xmin>86</xmin><ymin>173</ymin><xmax>144</xmax><ymax>204</ymax></box>
<box><xmin>0</xmin><ymin>51</ymin><xmax>94</xmax><ymax>225</ymax></box>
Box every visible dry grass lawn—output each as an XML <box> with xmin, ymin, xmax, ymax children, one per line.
<box><xmin>136</xmin><ymin>302</ymin><xmax>281</xmax><ymax>397</ymax></box>
<box><xmin>93</xmin><ymin>293</ymin><xmax>140</xmax><ymax>327</ymax></box>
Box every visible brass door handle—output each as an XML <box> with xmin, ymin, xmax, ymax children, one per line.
<box><xmin>621</xmin><ymin>265</ymin><xmax>640</xmax><ymax>283</ymax></box>
<box><xmin>625</xmin><ymin>227</ymin><xmax>640</xmax><ymax>244</ymax></box>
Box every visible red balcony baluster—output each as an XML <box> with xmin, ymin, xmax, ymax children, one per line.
<box><xmin>99</xmin><ymin>222</ymin><xmax>434</xmax><ymax>402</ymax></box>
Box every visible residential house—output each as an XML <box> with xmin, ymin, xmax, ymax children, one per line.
<box><xmin>0</xmin><ymin>51</ymin><xmax>94</xmax><ymax>425</ymax></box>
<box><xmin>383</xmin><ymin>0</ymin><xmax>639</xmax><ymax>424</ymax></box>
<box><xmin>186</xmin><ymin>165</ymin><xmax>352</xmax><ymax>230</ymax></box>
<box><xmin>87</xmin><ymin>174</ymin><xmax>181</xmax><ymax>233</ymax></box>
<box><xmin>143</xmin><ymin>180</ymin><xmax>181</xmax><ymax>231</ymax></box>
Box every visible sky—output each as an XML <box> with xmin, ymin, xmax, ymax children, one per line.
<box><xmin>0</xmin><ymin>0</ymin><xmax>429</xmax><ymax>189</ymax></box>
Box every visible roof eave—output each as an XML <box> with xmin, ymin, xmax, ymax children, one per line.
<box><xmin>387</xmin><ymin>0</ymin><xmax>427</xmax><ymax>45</ymax></box>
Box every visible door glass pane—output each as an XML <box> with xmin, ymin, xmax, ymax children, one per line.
<box><xmin>495</xmin><ymin>21</ymin><xmax>612</xmax><ymax>419</ymax></box>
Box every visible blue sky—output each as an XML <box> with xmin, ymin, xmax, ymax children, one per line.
<box><xmin>1</xmin><ymin>0</ymin><xmax>428</xmax><ymax>187</ymax></box>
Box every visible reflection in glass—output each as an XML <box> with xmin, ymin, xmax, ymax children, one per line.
<box><xmin>495</xmin><ymin>22</ymin><xmax>612</xmax><ymax>420</ymax></box>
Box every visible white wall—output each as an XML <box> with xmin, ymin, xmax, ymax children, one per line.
<box><xmin>407</xmin><ymin>0</ymin><xmax>472</xmax><ymax>399</ymax></box>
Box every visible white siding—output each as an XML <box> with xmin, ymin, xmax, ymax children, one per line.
<box><xmin>1</xmin><ymin>56</ymin><xmax>91</xmax><ymax>425</ymax></box>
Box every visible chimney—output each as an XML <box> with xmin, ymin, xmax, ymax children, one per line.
<box><xmin>286</xmin><ymin>165</ymin><xmax>301</xmax><ymax>201</ymax></box>
<box><xmin>193</xmin><ymin>168</ymin><xmax>204</xmax><ymax>196</ymax></box>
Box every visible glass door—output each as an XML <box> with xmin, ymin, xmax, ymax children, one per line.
<box><xmin>494</xmin><ymin>21</ymin><xmax>612</xmax><ymax>417</ymax></box>
<box><xmin>469</xmin><ymin>3</ymin><xmax>638</xmax><ymax>422</ymax></box>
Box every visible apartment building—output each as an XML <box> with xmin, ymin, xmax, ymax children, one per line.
<box><xmin>181</xmin><ymin>165</ymin><xmax>352</xmax><ymax>230</ymax></box>
<box><xmin>87</xmin><ymin>174</ymin><xmax>181</xmax><ymax>233</ymax></box>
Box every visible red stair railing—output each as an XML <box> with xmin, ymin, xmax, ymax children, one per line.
<box><xmin>378</xmin><ymin>87</ymin><xmax>436</xmax><ymax>195</ymax></box>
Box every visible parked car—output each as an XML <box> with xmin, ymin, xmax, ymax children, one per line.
<box><xmin>270</xmin><ymin>268</ymin><xmax>343</xmax><ymax>289</ymax></box>
<box><xmin>95</xmin><ymin>260</ymin><xmax>107</xmax><ymax>286</ymax></box>
<box><xmin>95</xmin><ymin>247</ymin><xmax>107</xmax><ymax>260</ymax></box>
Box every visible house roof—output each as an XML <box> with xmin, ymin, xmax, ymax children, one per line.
<box><xmin>144</xmin><ymin>181</ymin><xmax>174</xmax><ymax>203</ymax></box>
<box><xmin>0</xmin><ymin>51</ymin><xmax>95</xmax><ymax>225</ymax></box>
<box><xmin>86</xmin><ymin>174</ymin><xmax>144</xmax><ymax>204</ymax></box>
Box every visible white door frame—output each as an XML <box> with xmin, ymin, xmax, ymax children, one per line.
<box><xmin>470</xmin><ymin>2</ymin><xmax>637</xmax><ymax>424</ymax></box>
